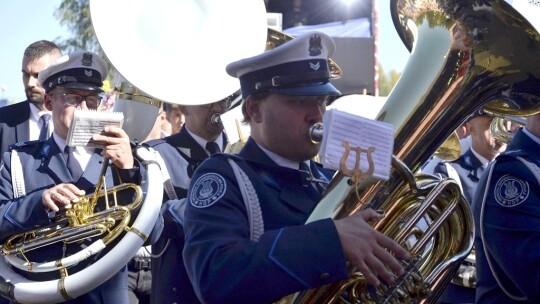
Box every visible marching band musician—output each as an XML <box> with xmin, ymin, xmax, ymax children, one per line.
<box><xmin>473</xmin><ymin>113</ymin><xmax>540</xmax><ymax>303</ymax></box>
<box><xmin>180</xmin><ymin>31</ymin><xmax>409</xmax><ymax>303</ymax></box>
<box><xmin>0</xmin><ymin>51</ymin><xmax>142</xmax><ymax>303</ymax></box>
<box><xmin>143</xmin><ymin>97</ymin><xmax>231</xmax><ymax>304</ymax></box>
<box><xmin>433</xmin><ymin>109</ymin><xmax>507</xmax><ymax>304</ymax></box>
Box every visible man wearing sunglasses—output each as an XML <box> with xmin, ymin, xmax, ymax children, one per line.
<box><xmin>0</xmin><ymin>51</ymin><xmax>141</xmax><ymax>303</ymax></box>
<box><xmin>143</xmin><ymin>95</ymin><xmax>233</xmax><ymax>304</ymax></box>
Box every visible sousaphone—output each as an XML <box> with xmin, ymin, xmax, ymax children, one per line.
<box><xmin>0</xmin><ymin>1</ymin><xmax>267</xmax><ymax>303</ymax></box>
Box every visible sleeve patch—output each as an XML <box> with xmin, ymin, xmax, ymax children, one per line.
<box><xmin>190</xmin><ymin>173</ymin><xmax>226</xmax><ymax>208</ymax></box>
<box><xmin>494</xmin><ymin>174</ymin><xmax>529</xmax><ymax>207</ymax></box>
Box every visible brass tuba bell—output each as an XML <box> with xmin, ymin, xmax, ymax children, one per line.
<box><xmin>285</xmin><ymin>0</ymin><xmax>540</xmax><ymax>303</ymax></box>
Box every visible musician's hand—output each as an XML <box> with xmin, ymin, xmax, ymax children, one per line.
<box><xmin>42</xmin><ymin>183</ymin><xmax>86</xmax><ymax>212</ymax></box>
<box><xmin>334</xmin><ymin>208</ymin><xmax>410</xmax><ymax>287</ymax></box>
<box><xmin>93</xmin><ymin>126</ymin><xmax>134</xmax><ymax>169</ymax></box>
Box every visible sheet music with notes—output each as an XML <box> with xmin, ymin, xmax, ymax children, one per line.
<box><xmin>66</xmin><ymin>109</ymin><xmax>124</xmax><ymax>148</ymax></box>
<box><xmin>319</xmin><ymin>109</ymin><xmax>394</xmax><ymax>180</ymax></box>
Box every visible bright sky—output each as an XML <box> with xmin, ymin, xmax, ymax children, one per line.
<box><xmin>0</xmin><ymin>0</ymin><xmax>69</xmax><ymax>102</ymax></box>
<box><xmin>1</xmin><ymin>0</ymin><xmax>532</xmax><ymax>102</ymax></box>
<box><xmin>0</xmin><ymin>0</ymin><xmax>413</xmax><ymax>103</ymax></box>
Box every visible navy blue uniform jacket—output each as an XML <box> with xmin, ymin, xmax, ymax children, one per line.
<box><xmin>182</xmin><ymin>137</ymin><xmax>348</xmax><ymax>304</ymax></box>
<box><xmin>473</xmin><ymin>128</ymin><xmax>540</xmax><ymax>303</ymax></box>
<box><xmin>144</xmin><ymin>127</ymin><xmax>227</xmax><ymax>304</ymax></box>
<box><xmin>434</xmin><ymin>148</ymin><xmax>485</xmax><ymax>205</ymax></box>
<box><xmin>0</xmin><ymin>101</ymin><xmax>32</xmax><ymax>156</ymax></box>
<box><xmin>0</xmin><ymin>137</ymin><xmax>142</xmax><ymax>303</ymax></box>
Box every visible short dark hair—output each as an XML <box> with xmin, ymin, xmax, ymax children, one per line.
<box><xmin>23</xmin><ymin>40</ymin><xmax>61</xmax><ymax>61</ymax></box>
<box><xmin>163</xmin><ymin>102</ymin><xmax>181</xmax><ymax>114</ymax></box>
<box><xmin>241</xmin><ymin>92</ymin><xmax>270</xmax><ymax>124</ymax></box>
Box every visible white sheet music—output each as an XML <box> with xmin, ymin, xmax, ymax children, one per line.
<box><xmin>319</xmin><ymin>109</ymin><xmax>394</xmax><ymax>180</ymax></box>
<box><xmin>66</xmin><ymin>110</ymin><xmax>124</xmax><ymax>148</ymax></box>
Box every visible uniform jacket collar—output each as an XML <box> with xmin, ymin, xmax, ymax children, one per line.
<box><xmin>456</xmin><ymin>148</ymin><xmax>483</xmax><ymax>171</ymax></box>
<box><xmin>237</xmin><ymin>137</ymin><xmax>331</xmax><ymax>212</ymax></box>
<box><xmin>507</xmin><ymin>128</ymin><xmax>540</xmax><ymax>162</ymax></box>
<box><xmin>39</xmin><ymin>137</ymin><xmax>110</xmax><ymax>189</ymax></box>
<box><xmin>166</xmin><ymin>127</ymin><xmax>228</xmax><ymax>162</ymax></box>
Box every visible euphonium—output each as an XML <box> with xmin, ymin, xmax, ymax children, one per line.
<box><xmin>286</xmin><ymin>0</ymin><xmax>540</xmax><ymax>303</ymax></box>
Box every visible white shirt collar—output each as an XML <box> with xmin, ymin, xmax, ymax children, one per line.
<box><xmin>53</xmin><ymin>133</ymin><xmax>68</xmax><ymax>153</ymax></box>
<box><xmin>470</xmin><ymin>146</ymin><xmax>491</xmax><ymax>167</ymax></box>
<box><xmin>28</xmin><ymin>103</ymin><xmax>49</xmax><ymax>123</ymax></box>
<box><xmin>255</xmin><ymin>143</ymin><xmax>308</xmax><ymax>170</ymax></box>
<box><xmin>185</xmin><ymin>126</ymin><xmax>224</xmax><ymax>155</ymax></box>
<box><xmin>53</xmin><ymin>133</ymin><xmax>93</xmax><ymax>169</ymax></box>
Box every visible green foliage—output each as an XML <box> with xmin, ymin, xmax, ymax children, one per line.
<box><xmin>378</xmin><ymin>65</ymin><xmax>400</xmax><ymax>97</ymax></box>
<box><xmin>54</xmin><ymin>0</ymin><xmax>115</xmax><ymax>85</ymax></box>
<box><xmin>54</xmin><ymin>0</ymin><xmax>99</xmax><ymax>53</ymax></box>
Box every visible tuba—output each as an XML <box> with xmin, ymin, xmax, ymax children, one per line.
<box><xmin>287</xmin><ymin>0</ymin><xmax>540</xmax><ymax>303</ymax></box>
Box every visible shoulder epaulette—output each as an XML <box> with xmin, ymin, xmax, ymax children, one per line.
<box><xmin>499</xmin><ymin>149</ymin><xmax>528</xmax><ymax>160</ymax></box>
<box><xmin>142</xmin><ymin>138</ymin><xmax>167</xmax><ymax>148</ymax></box>
<box><xmin>8</xmin><ymin>140</ymin><xmax>44</xmax><ymax>152</ymax></box>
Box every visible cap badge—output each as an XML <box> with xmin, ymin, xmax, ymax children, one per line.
<box><xmin>309</xmin><ymin>61</ymin><xmax>321</xmax><ymax>71</ymax></box>
<box><xmin>84</xmin><ymin>69</ymin><xmax>93</xmax><ymax>77</ymax></box>
<box><xmin>308</xmin><ymin>34</ymin><xmax>323</xmax><ymax>56</ymax></box>
<box><xmin>82</xmin><ymin>52</ymin><xmax>93</xmax><ymax>67</ymax></box>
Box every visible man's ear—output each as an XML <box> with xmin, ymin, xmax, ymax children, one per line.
<box><xmin>44</xmin><ymin>94</ymin><xmax>53</xmax><ymax>111</ymax></box>
<box><xmin>245</xmin><ymin>96</ymin><xmax>262</xmax><ymax>123</ymax></box>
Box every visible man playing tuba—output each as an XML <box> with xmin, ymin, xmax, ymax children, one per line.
<box><xmin>180</xmin><ymin>32</ymin><xmax>409</xmax><ymax>303</ymax></box>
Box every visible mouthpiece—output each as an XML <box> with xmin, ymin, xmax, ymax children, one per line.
<box><xmin>211</xmin><ymin>114</ymin><xmax>221</xmax><ymax>125</ymax></box>
<box><xmin>308</xmin><ymin>122</ymin><xmax>323</xmax><ymax>144</ymax></box>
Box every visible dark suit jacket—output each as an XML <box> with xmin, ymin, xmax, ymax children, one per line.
<box><xmin>0</xmin><ymin>101</ymin><xmax>31</xmax><ymax>156</ymax></box>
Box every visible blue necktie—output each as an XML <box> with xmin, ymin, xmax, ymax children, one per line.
<box><xmin>38</xmin><ymin>114</ymin><xmax>51</xmax><ymax>141</ymax></box>
<box><xmin>206</xmin><ymin>141</ymin><xmax>221</xmax><ymax>155</ymax></box>
<box><xmin>65</xmin><ymin>146</ymin><xmax>83</xmax><ymax>181</ymax></box>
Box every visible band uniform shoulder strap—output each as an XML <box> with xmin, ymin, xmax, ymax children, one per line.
<box><xmin>226</xmin><ymin>158</ymin><xmax>264</xmax><ymax>242</ymax></box>
<box><xmin>10</xmin><ymin>150</ymin><xmax>26</xmax><ymax>198</ymax></box>
<box><xmin>152</xmin><ymin>149</ymin><xmax>177</xmax><ymax>200</ymax></box>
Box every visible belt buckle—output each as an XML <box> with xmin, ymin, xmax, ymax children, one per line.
<box><xmin>133</xmin><ymin>257</ymin><xmax>151</xmax><ymax>270</ymax></box>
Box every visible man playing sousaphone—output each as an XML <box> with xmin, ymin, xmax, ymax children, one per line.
<box><xmin>144</xmin><ymin>95</ymin><xmax>232</xmax><ymax>304</ymax></box>
<box><xmin>180</xmin><ymin>31</ymin><xmax>409</xmax><ymax>303</ymax></box>
<box><xmin>0</xmin><ymin>51</ymin><xmax>143</xmax><ymax>303</ymax></box>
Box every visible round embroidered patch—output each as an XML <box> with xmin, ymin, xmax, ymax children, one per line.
<box><xmin>494</xmin><ymin>174</ymin><xmax>529</xmax><ymax>207</ymax></box>
<box><xmin>190</xmin><ymin>173</ymin><xmax>226</xmax><ymax>208</ymax></box>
